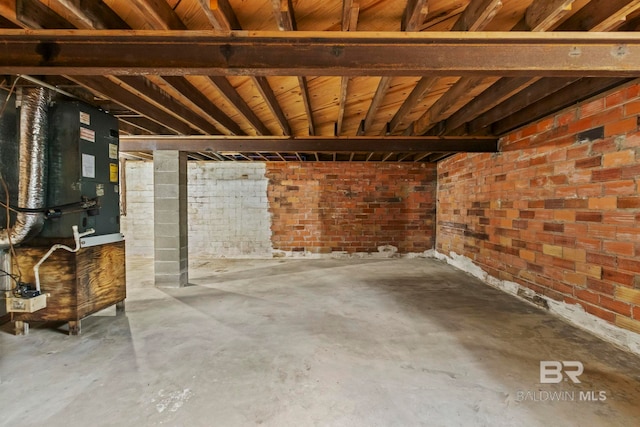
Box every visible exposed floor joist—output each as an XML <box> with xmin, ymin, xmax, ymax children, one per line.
<box><xmin>389</xmin><ymin>0</ymin><xmax>503</xmax><ymax>134</ymax></box>
<box><xmin>69</xmin><ymin>75</ymin><xmax>201</xmax><ymax>135</ymax></box>
<box><xmin>115</xmin><ymin>75</ymin><xmax>222</xmax><ymax>135</ymax></box>
<box><xmin>195</xmin><ymin>0</ymin><xmax>287</xmax><ymax>137</ymax></box>
<box><xmin>490</xmin><ymin>77</ymin><xmax>633</xmax><ymax>135</ymax></box>
<box><xmin>361</xmin><ymin>0</ymin><xmax>427</xmax><ymax>136</ymax></box>
<box><xmin>424</xmin><ymin>0</ymin><xmax>640</xmax><ymax>137</ymax></box>
<box><xmin>12</xmin><ymin>0</ymin><xmax>242</xmax><ymax>138</ymax></box>
<box><xmin>1</xmin><ymin>1</ymin><xmax>638</xmax><ymax>160</ymax></box>
<box><xmin>272</xmin><ymin>0</ymin><xmax>316</xmax><ymax>135</ymax></box>
<box><xmin>159</xmin><ymin>76</ymin><xmax>245</xmax><ymax>135</ymax></box>
<box><xmin>412</xmin><ymin>0</ymin><xmax>574</xmax><ymax>136</ymax></box>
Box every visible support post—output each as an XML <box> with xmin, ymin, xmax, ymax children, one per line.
<box><xmin>153</xmin><ymin>151</ymin><xmax>189</xmax><ymax>287</ymax></box>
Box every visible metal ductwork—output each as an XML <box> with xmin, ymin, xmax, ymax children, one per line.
<box><xmin>0</xmin><ymin>87</ymin><xmax>51</xmax><ymax>249</ymax></box>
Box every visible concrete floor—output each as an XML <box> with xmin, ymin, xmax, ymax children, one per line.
<box><xmin>1</xmin><ymin>257</ymin><xmax>640</xmax><ymax>427</ymax></box>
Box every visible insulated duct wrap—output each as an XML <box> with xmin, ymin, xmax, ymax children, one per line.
<box><xmin>0</xmin><ymin>87</ymin><xmax>50</xmax><ymax>249</ymax></box>
<box><xmin>0</xmin><ymin>91</ymin><xmax>18</xmax><ymax>228</ymax></box>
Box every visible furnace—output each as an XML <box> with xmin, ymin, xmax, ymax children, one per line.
<box><xmin>1</xmin><ymin>88</ymin><xmax>126</xmax><ymax>335</ymax></box>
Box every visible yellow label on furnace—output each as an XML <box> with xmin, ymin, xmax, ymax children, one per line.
<box><xmin>109</xmin><ymin>163</ymin><xmax>118</xmax><ymax>183</ymax></box>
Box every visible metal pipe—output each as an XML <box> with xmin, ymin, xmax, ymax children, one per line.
<box><xmin>0</xmin><ymin>87</ymin><xmax>51</xmax><ymax>248</ymax></box>
<box><xmin>16</xmin><ymin>75</ymin><xmax>78</xmax><ymax>100</ymax></box>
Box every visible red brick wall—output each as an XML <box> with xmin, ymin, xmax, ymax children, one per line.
<box><xmin>437</xmin><ymin>84</ymin><xmax>640</xmax><ymax>335</ymax></box>
<box><xmin>266</xmin><ymin>163</ymin><xmax>436</xmax><ymax>253</ymax></box>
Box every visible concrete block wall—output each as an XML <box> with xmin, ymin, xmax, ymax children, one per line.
<box><xmin>266</xmin><ymin>162</ymin><xmax>437</xmax><ymax>253</ymax></box>
<box><xmin>437</xmin><ymin>83</ymin><xmax>640</xmax><ymax>336</ymax></box>
<box><xmin>121</xmin><ymin>161</ymin><xmax>271</xmax><ymax>258</ymax></box>
<box><xmin>188</xmin><ymin>162</ymin><xmax>271</xmax><ymax>258</ymax></box>
<box><xmin>120</xmin><ymin>161</ymin><xmax>154</xmax><ymax>256</ymax></box>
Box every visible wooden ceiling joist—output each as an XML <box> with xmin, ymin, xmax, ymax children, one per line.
<box><xmin>273</xmin><ymin>0</ymin><xmax>295</xmax><ymax>31</ymax></box>
<box><xmin>451</xmin><ymin>0</ymin><xmax>503</xmax><ymax>32</ymax></box>
<box><xmin>409</xmin><ymin>0</ymin><xmax>514</xmax><ymax>136</ymax></box>
<box><xmin>253</xmin><ymin>76</ymin><xmax>291</xmax><ymax>136</ymax></box>
<box><xmin>115</xmin><ymin>75</ymin><xmax>222</xmax><ymax>135</ymax></box>
<box><xmin>491</xmin><ymin>77</ymin><xmax>633</xmax><ymax>135</ymax></box>
<box><xmin>135</xmin><ymin>0</ymin><xmax>276</xmax><ymax>137</ymax></box>
<box><xmin>207</xmin><ymin>76</ymin><xmax>270</xmax><ymax>135</ymax></box>
<box><xmin>521</xmin><ymin>0</ymin><xmax>575</xmax><ymax>32</ymax></box>
<box><xmin>160</xmin><ymin>75</ymin><xmax>245</xmax><ymax>135</ymax></box>
<box><xmin>197</xmin><ymin>0</ymin><xmax>288</xmax><ymax>137</ymax></box>
<box><xmin>362</xmin><ymin>0</ymin><xmax>431</xmax><ymax>136</ymax></box>
<box><xmin>416</xmin><ymin>0</ymin><xmax>605</xmax><ymax>136</ymax></box>
<box><xmin>362</xmin><ymin>76</ymin><xmax>391</xmax><ymax>134</ymax></box>
<box><xmin>45</xmin><ymin>0</ymin><xmax>130</xmax><ymax>30</ymax></box>
<box><xmin>402</xmin><ymin>0</ymin><xmax>429</xmax><ymax>31</ymax></box>
<box><xmin>388</xmin><ymin>77</ymin><xmax>438</xmax><ymax>134</ymax></box>
<box><xmin>342</xmin><ymin>0</ymin><xmax>359</xmax><ymax>31</ymax></box>
<box><xmin>558</xmin><ymin>0</ymin><xmax>640</xmax><ymax>32</ymax></box>
<box><xmin>414</xmin><ymin>76</ymin><xmax>492</xmax><ymax>135</ymax></box>
<box><xmin>0</xmin><ymin>1</ymin><xmax>22</xmax><ymax>28</ymax></box>
<box><xmin>37</xmin><ymin>0</ymin><xmax>236</xmax><ymax>140</ymax></box>
<box><xmin>118</xmin><ymin>120</ymin><xmax>152</xmax><ymax>136</ymax></box>
<box><xmin>118</xmin><ymin>116</ymin><xmax>177</xmax><ymax>135</ymax></box>
<box><xmin>0</xmin><ymin>14</ymin><xmax>19</xmax><ymax>29</ymax></box>
<box><xmin>467</xmin><ymin>77</ymin><xmax>579</xmax><ymax>133</ymax></box>
<box><xmin>389</xmin><ymin>0</ymin><xmax>503</xmax><ymax>134</ymax></box>
<box><xmin>336</xmin><ymin>0</ymin><xmax>360</xmax><ymax>136</ymax></box>
<box><xmin>69</xmin><ymin>75</ymin><xmax>198</xmax><ymax>135</ymax></box>
<box><xmin>441</xmin><ymin>1</ymin><xmax>638</xmax><ymax>137</ymax></box>
<box><xmin>119</xmin><ymin>136</ymin><xmax>498</xmax><ymax>153</ymax></box>
<box><xmin>336</xmin><ymin>75</ymin><xmax>350</xmax><ymax>136</ymax></box>
<box><xmin>15</xmin><ymin>0</ymin><xmax>74</xmax><ymax>29</ymax></box>
<box><xmin>131</xmin><ymin>0</ymin><xmax>261</xmax><ymax>136</ymax></box>
<box><xmin>198</xmin><ymin>0</ymin><xmax>241</xmax><ymax>31</ymax></box>
<box><xmin>272</xmin><ymin>0</ymin><xmax>315</xmax><ymax>135</ymax></box>
<box><xmin>440</xmin><ymin>76</ymin><xmax>540</xmax><ymax>135</ymax></box>
<box><xmin>1</xmin><ymin>1</ymin><xmax>637</xmax><ymax>161</ymax></box>
<box><xmin>130</xmin><ymin>0</ymin><xmax>187</xmax><ymax>31</ymax></box>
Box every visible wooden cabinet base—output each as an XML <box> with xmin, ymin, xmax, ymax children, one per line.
<box><xmin>11</xmin><ymin>240</ymin><xmax>126</xmax><ymax>336</ymax></box>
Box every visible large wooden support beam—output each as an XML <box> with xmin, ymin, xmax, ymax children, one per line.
<box><xmin>119</xmin><ymin>136</ymin><xmax>499</xmax><ymax>153</ymax></box>
<box><xmin>2</xmin><ymin>31</ymin><xmax>640</xmax><ymax>76</ymax></box>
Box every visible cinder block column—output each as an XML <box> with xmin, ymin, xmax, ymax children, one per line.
<box><xmin>153</xmin><ymin>151</ymin><xmax>188</xmax><ymax>287</ymax></box>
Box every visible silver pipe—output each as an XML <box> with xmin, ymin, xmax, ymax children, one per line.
<box><xmin>0</xmin><ymin>87</ymin><xmax>51</xmax><ymax>248</ymax></box>
<box><xmin>17</xmin><ymin>75</ymin><xmax>78</xmax><ymax>100</ymax></box>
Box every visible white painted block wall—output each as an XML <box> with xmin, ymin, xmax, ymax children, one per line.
<box><xmin>121</xmin><ymin>161</ymin><xmax>154</xmax><ymax>257</ymax></box>
<box><xmin>121</xmin><ymin>161</ymin><xmax>272</xmax><ymax>259</ymax></box>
